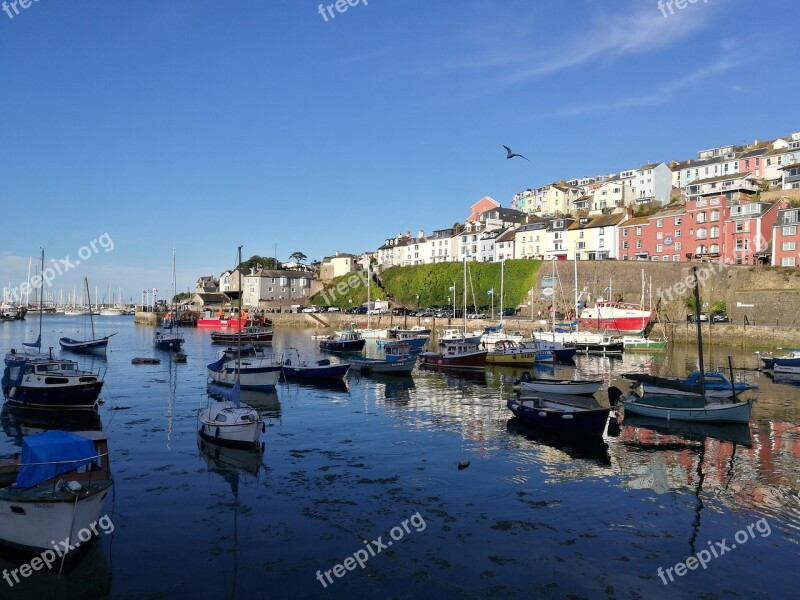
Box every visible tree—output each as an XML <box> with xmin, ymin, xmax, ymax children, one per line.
<box><xmin>173</xmin><ymin>292</ymin><xmax>191</xmax><ymax>303</ymax></box>
<box><xmin>711</xmin><ymin>300</ymin><xmax>727</xmax><ymax>315</ymax></box>
<box><xmin>289</xmin><ymin>251</ymin><xmax>307</xmax><ymax>264</ymax></box>
<box><xmin>238</xmin><ymin>255</ymin><xmax>281</xmax><ymax>270</ymax></box>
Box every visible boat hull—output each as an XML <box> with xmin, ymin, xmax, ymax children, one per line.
<box><xmin>0</xmin><ymin>482</ymin><xmax>112</xmax><ymax>552</ymax></box>
<box><xmin>350</xmin><ymin>356</ymin><xmax>416</xmax><ymax>375</ymax></box>
<box><xmin>519</xmin><ymin>379</ymin><xmax>603</xmax><ymax>396</ymax></box>
<box><xmin>198</xmin><ymin>402</ymin><xmax>263</xmax><ymax>448</ymax></box>
<box><xmin>418</xmin><ymin>350</ymin><xmax>487</xmax><ymax>370</ymax></box>
<box><xmin>4</xmin><ymin>381</ymin><xmax>103</xmax><ymax>409</ymax></box>
<box><xmin>507</xmin><ymin>396</ymin><xmax>611</xmax><ymax>436</ymax></box>
<box><xmin>208</xmin><ymin>363</ymin><xmax>282</xmax><ymax>390</ymax></box>
<box><xmin>486</xmin><ymin>350</ymin><xmax>554</xmax><ymax>366</ymax></box>
<box><xmin>320</xmin><ymin>339</ymin><xmax>366</xmax><ymax>353</ymax></box>
<box><xmin>210</xmin><ymin>332</ymin><xmax>274</xmax><ymax>344</ymax></box>
<box><xmin>282</xmin><ymin>364</ymin><xmax>350</xmax><ymax>381</ymax></box>
<box><xmin>58</xmin><ymin>337</ymin><xmax>110</xmax><ymax>353</ymax></box>
<box><xmin>622</xmin><ymin>397</ymin><xmax>753</xmax><ymax>424</ymax></box>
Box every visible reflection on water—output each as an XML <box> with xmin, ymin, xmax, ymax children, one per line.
<box><xmin>0</xmin><ymin>405</ymin><xmax>102</xmax><ymax>446</ymax></box>
<box><xmin>0</xmin><ymin>320</ymin><xmax>797</xmax><ymax>597</ymax></box>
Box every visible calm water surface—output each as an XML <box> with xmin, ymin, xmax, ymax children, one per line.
<box><xmin>0</xmin><ymin>317</ymin><xmax>798</xmax><ymax>599</ymax></box>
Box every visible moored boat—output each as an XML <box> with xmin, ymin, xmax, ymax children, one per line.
<box><xmin>0</xmin><ymin>430</ymin><xmax>113</xmax><ymax>553</ymax></box>
<box><xmin>578</xmin><ymin>300</ymin><xmax>652</xmax><ymax>334</ymax></box>
<box><xmin>320</xmin><ymin>330</ymin><xmax>366</xmax><ymax>353</ymax></box>
<box><xmin>516</xmin><ymin>371</ymin><xmax>604</xmax><ymax>396</ymax></box>
<box><xmin>210</xmin><ymin>325</ymin><xmax>274</xmax><ymax>344</ymax></box>
<box><xmin>376</xmin><ymin>333</ymin><xmax>427</xmax><ymax>351</ymax></box>
<box><xmin>419</xmin><ymin>341</ymin><xmax>487</xmax><ymax>370</ymax></box>
<box><xmin>207</xmin><ymin>349</ymin><xmax>283</xmax><ymax>390</ymax></box>
<box><xmin>622</xmin><ymin>336</ymin><xmax>668</xmax><ymax>353</ymax></box>
<box><xmin>350</xmin><ymin>342</ymin><xmax>417</xmax><ymax>375</ymax></box>
<box><xmin>507</xmin><ymin>394</ymin><xmax>613</xmax><ymax>436</ymax></box>
<box><xmin>623</xmin><ymin>370</ymin><xmax>754</xmax><ymax>398</ymax></box>
<box><xmin>485</xmin><ymin>340</ymin><xmax>554</xmax><ymax>367</ymax></box>
<box><xmin>612</xmin><ymin>386</ymin><xmax>753</xmax><ymax>424</ymax></box>
<box><xmin>282</xmin><ymin>353</ymin><xmax>350</xmax><ymax>381</ymax></box>
<box><xmin>438</xmin><ymin>328</ymin><xmax>482</xmax><ymax>346</ymax></box>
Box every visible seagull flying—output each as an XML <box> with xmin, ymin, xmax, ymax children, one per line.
<box><xmin>503</xmin><ymin>145</ymin><xmax>530</xmax><ymax>162</ymax></box>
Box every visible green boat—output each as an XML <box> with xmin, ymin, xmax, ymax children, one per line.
<box><xmin>621</xmin><ymin>336</ymin><xmax>667</xmax><ymax>353</ymax></box>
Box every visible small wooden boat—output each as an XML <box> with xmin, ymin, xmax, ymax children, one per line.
<box><xmin>419</xmin><ymin>341</ymin><xmax>487</xmax><ymax>370</ymax></box>
<box><xmin>282</xmin><ymin>355</ymin><xmax>350</xmax><ymax>381</ymax></box>
<box><xmin>350</xmin><ymin>343</ymin><xmax>416</xmax><ymax>375</ymax></box>
<box><xmin>131</xmin><ymin>357</ymin><xmax>160</xmax><ymax>365</ymax></box>
<box><xmin>507</xmin><ymin>394</ymin><xmax>612</xmax><ymax>436</ymax></box>
<box><xmin>516</xmin><ymin>371</ymin><xmax>604</xmax><ymax>396</ymax></box>
<box><xmin>210</xmin><ymin>325</ymin><xmax>273</xmax><ymax>344</ymax></box>
<box><xmin>438</xmin><ymin>328</ymin><xmax>481</xmax><ymax>346</ymax></box>
<box><xmin>320</xmin><ymin>330</ymin><xmax>366</xmax><ymax>353</ymax></box>
<box><xmin>59</xmin><ymin>333</ymin><xmax>116</xmax><ymax>354</ymax></box>
<box><xmin>755</xmin><ymin>348</ymin><xmax>800</xmax><ymax>370</ymax></box>
<box><xmin>622</xmin><ymin>336</ymin><xmax>668</xmax><ymax>353</ymax></box>
<box><xmin>0</xmin><ymin>430</ymin><xmax>113</xmax><ymax>552</ymax></box>
<box><xmin>611</xmin><ymin>386</ymin><xmax>753</xmax><ymax>424</ymax></box>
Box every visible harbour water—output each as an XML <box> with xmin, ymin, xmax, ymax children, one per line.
<box><xmin>0</xmin><ymin>317</ymin><xmax>798</xmax><ymax>599</ymax></box>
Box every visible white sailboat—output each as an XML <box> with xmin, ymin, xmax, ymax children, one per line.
<box><xmin>153</xmin><ymin>250</ymin><xmax>185</xmax><ymax>351</ymax></box>
<box><xmin>352</xmin><ymin>264</ymin><xmax>388</xmax><ymax>339</ymax></box>
<box><xmin>200</xmin><ymin>247</ymin><xmax>265</xmax><ymax>448</ymax></box>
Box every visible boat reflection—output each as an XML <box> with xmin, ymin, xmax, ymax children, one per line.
<box><xmin>506</xmin><ymin>417</ymin><xmax>611</xmax><ymax>466</ymax></box>
<box><xmin>622</xmin><ymin>413</ymin><xmax>752</xmax><ymax>447</ymax></box>
<box><xmin>0</xmin><ymin>530</ymin><xmax>111</xmax><ymax>599</ymax></box>
<box><xmin>207</xmin><ymin>385</ymin><xmax>282</xmax><ymax>420</ymax></box>
<box><xmin>197</xmin><ymin>435</ymin><xmax>263</xmax><ymax>476</ymax></box>
<box><xmin>0</xmin><ymin>404</ymin><xmax>102</xmax><ymax>445</ymax></box>
<box><xmin>418</xmin><ymin>365</ymin><xmax>488</xmax><ymax>386</ymax></box>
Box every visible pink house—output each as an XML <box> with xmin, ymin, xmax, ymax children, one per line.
<box><xmin>467</xmin><ymin>196</ymin><xmax>501</xmax><ymax>222</ymax></box>
<box><xmin>771</xmin><ymin>207</ymin><xmax>800</xmax><ymax>267</ymax></box>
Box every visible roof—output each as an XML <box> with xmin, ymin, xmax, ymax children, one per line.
<box><xmin>619</xmin><ymin>216</ymin><xmax>651</xmax><ymax>227</ymax></box>
<box><xmin>195</xmin><ymin>292</ymin><xmax>231</xmax><ymax>302</ymax></box>
<box><xmin>638</xmin><ymin>162</ymin><xmax>664</xmax><ymax>171</ymax></box>
<box><xmin>686</xmin><ymin>171</ymin><xmax>757</xmax><ymax>186</ymax></box>
<box><xmin>496</xmin><ymin>228</ymin><xmax>517</xmax><ymax>243</ymax></box>
<box><xmin>568</xmin><ymin>213</ymin><xmax>627</xmax><ymax>230</ymax></box>
<box><xmin>251</xmin><ymin>270</ymin><xmax>311</xmax><ymax>279</ymax></box>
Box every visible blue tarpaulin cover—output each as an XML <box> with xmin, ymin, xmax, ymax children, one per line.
<box><xmin>16</xmin><ymin>431</ymin><xmax>98</xmax><ymax>488</ymax></box>
<box><xmin>207</xmin><ymin>356</ymin><xmax>227</xmax><ymax>372</ymax></box>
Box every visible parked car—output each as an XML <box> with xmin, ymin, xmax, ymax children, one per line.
<box><xmin>711</xmin><ymin>313</ymin><xmax>730</xmax><ymax>323</ymax></box>
<box><xmin>327</xmin><ymin>306</ymin><xmax>341</xmax><ymax>312</ymax></box>
<box><xmin>467</xmin><ymin>312</ymin><xmax>488</xmax><ymax>319</ymax></box>
<box><xmin>497</xmin><ymin>308</ymin><xmax>517</xmax><ymax>317</ymax></box>
<box><xmin>687</xmin><ymin>312</ymin><xmax>709</xmax><ymax>323</ymax></box>
<box><xmin>392</xmin><ymin>307</ymin><xmax>412</xmax><ymax>316</ymax></box>
<box><xmin>367</xmin><ymin>308</ymin><xmax>386</xmax><ymax>315</ymax></box>
<box><xmin>302</xmin><ymin>306</ymin><xmax>324</xmax><ymax>313</ymax></box>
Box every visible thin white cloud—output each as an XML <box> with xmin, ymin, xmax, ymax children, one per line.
<box><xmin>534</xmin><ymin>56</ymin><xmax>740</xmax><ymax>118</ymax></box>
<box><xmin>498</xmin><ymin>3</ymin><xmax>716</xmax><ymax>82</ymax></box>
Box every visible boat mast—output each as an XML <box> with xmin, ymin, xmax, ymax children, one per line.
<box><xmin>691</xmin><ymin>267</ymin><xmax>706</xmax><ymax>400</ymax></box>
<box><xmin>37</xmin><ymin>249</ymin><xmax>43</xmax><ymax>343</ymax></box>
<box><xmin>573</xmin><ymin>252</ymin><xmax>579</xmax><ymax>332</ymax></box>
<box><xmin>463</xmin><ymin>256</ymin><xmax>467</xmax><ymax>331</ymax></box>
<box><xmin>85</xmin><ymin>276</ymin><xmax>96</xmax><ymax>340</ymax></box>
<box><xmin>237</xmin><ymin>246</ymin><xmax>243</xmax><ymax>384</ymax></box>
<box><xmin>500</xmin><ymin>259</ymin><xmax>504</xmax><ymax>326</ymax></box>
<box><xmin>25</xmin><ymin>256</ymin><xmax>32</xmax><ymax>306</ymax></box>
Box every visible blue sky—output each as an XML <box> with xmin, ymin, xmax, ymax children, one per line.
<box><xmin>1</xmin><ymin>0</ymin><xmax>797</xmax><ymax>301</ymax></box>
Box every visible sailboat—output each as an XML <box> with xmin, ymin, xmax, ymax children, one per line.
<box><xmin>59</xmin><ymin>277</ymin><xmax>117</xmax><ymax>353</ymax></box>
<box><xmin>200</xmin><ymin>246</ymin><xmax>265</xmax><ymax>448</ymax></box>
<box><xmin>617</xmin><ymin>267</ymin><xmax>754</xmax><ymax>424</ymax></box>
<box><xmin>153</xmin><ymin>250</ymin><xmax>185</xmax><ymax>351</ymax></box>
<box><xmin>477</xmin><ymin>259</ymin><xmax>524</xmax><ymax>348</ymax></box>
<box><xmin>3</xmin><ymin>250</ymin><xmax>104</xmax><ymax>409</ymax></box>
<box><xmin>207</xmin><ymin>247</ymin><xmax>283</xmax><ymax>389</ymax></box>
<box><xmin>351</xmin><ymin>265</ymin><xmax>388</xmax><ymax>339</ymax></box>
<box><xmin>438</xmin><ymin>256</ymin><xmax>481</xmax><ymax>346</ymax></box>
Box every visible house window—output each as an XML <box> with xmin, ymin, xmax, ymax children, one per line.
<box><xmin>675</xmin><ymin>242</ymin><xmax>682</xmax><ymax>251</ymax></box>
<box><xmin>675</xmin><ymin>230</ymin><xmax>682</xmax><ymax>238</ymax></box>
<box><xmin>622</xmin><ymin>229</ymin><xmax>629</xmax><ymax>237</ymax></box>
<box><xmin>656</xmin><ymin>219</ymin><xmax>664</xmax><ymax>227</ymax></box>
<box><xmin>696</xmin><ymin>228</ymin><xmax>707</xmax><ymax>240</ymax></box>
<box><xmin>636</xmin><ymin>240</ymin><xmax>642</xmax><ymax>249</ymax></box>
<box><xmin>656</xmin><ymin>232</ymin><xmax>663</xmax><ymax>240</ymax></box>
<box><xmin>622</xmin><ymin>241</ymin><xmax>629</xmax><ymax>250</ymax></box>
<box><xmin>709</xmin><ymin>244</ymin><xmax>720</xmax><ymax>254</ymax></box>
<box><xmin>635</xmin><ymin>227</ymin><xmax>642</xmax><ymax>236</ymax></box>
<box><xmin>735</xmin><ymin>222</ymin><xmax>744</xmax><ymax>233</ymax></box>
<box><xmin>268</xmin><ymin>287</ymin><xmax>273</xmax><ymax>292</ymax></box>
<box><xmin>291</xmin><ymin>287</ymin><xmax>296</xmax><ymax>293</ymax></box>
<box><xmin>782</xmin><ymin>241</ymin><xmax>797</xmax><ymax>251</ymax></box>
<box><xmin>599</xmin><ymin>228</ymin><xmax>604</xmax><ymax>236</ymax></box>
<box><xmin>674</xmin><ymin>217</ymin><xmax>682</xmax><ymax>226</ymax></box>
<box><xmin>662</xmin><ymin>255</ymin><xmax>670</xmax><ymax>261</ymax></box>
<box><xmin>656</xmin><ymin>244</ymin><xmax>663</xmax><ymax>253</ymax></box>
<box><xmin>710</xmin><ymin>210</ymin><xmax>720</xmax><ymax>221</ymax></box>
<box><xmin>781</xmin><ymin>257</ymin><xmax>797</xmax><ymax>266</ymax></box>
<box><xmin>673</xmin><ymin>254</ymin><xmax>680</xmax><ymax>261</ymax></box>
<box><xmin>782</xmin><ymin>225</ymin><xmax>797</xmax><ymax>236</ymax></box>
<box><xmin>697</xmin><ymin>212</ymin><xmax>706</xmax><ymax>223</ymax></box>
<box><xmin>599</xmin><ymin>239</ymin><xmax>604</xmax><ymax>248</ymax></box>
<box><xmin>710</xmin><ymin>226</ymin><xmax>720</xmax><ymax>238</ymax></box>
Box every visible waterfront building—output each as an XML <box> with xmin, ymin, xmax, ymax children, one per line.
<box><xmin>771</xmin><ymin>207</ymin><xmax>800</xmax><ymax>267</ymax></box>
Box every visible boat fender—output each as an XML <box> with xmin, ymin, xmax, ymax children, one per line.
<box><xmin>561</xmin><ymin>414</ymin><xmax>574</xmax><ymax>420</ymax></box>
<box><xmin>538</xmin><ymin>412</ymin><xmax>547</xmax><ymax>417</ymax></box>
<box><xmin>215</xmin><ymin>426</ymin><xmax>220</xmax><ymax>438</ymax></box>
<box><xmin>437</xmin><ymin>359</ymin><xmax>443</xmax><ymax>365</ymax></box>
<box><xmin>262</xmin><ymin>423</ymin><xmax>266</xmax><ymax>433</ymax></box>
